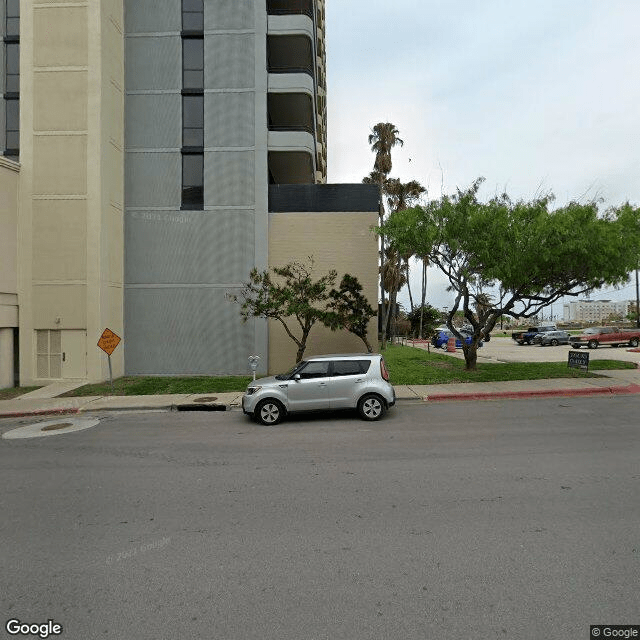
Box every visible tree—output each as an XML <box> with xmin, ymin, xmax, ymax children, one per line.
<box><xmin>381</xmin><ymin>178</ymin><xmax>640</xmax><ymax>370</ymax></box>
<box><xmin>366</xmin><ymin>123</ymin><xmax>404</xmax><ymax>348</ymax></box>
<box><xmin>406</xmin><ymin>304</ymin><xmax>440</xmax><ymax>338</ymax></box>
<box><xmin>234</xmin><ymin>260</ymin><xmax>375</xmax><ymax>364</ymax></box>
<box><xmin>234</xmin><ymin>259</ymin><xmax>336</xmax><ymax>363</ymax></box>
<box><xmin>325</xmin><ymin>274</ymin><xmax>376</xmax><ymax>352</ymax></box>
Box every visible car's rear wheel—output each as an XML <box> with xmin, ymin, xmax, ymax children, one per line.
<box><xmin>254</xmin><ymin>399</ymin><xmax>285</xmax><ymax>426</ymax></box>
<box><xmin>357</xmin><ymin>394</ymin><xmax>385</xmax><ymax>421</ymax></box>
<box><xmin>588</xmin><ymin>339</ymin><xmax>598</xmax><ymax>349</ymax></box>
<box><xmin>630</xmin><ymin>337</ymin><xmax>639</xmax><ymax>348</ymax></box>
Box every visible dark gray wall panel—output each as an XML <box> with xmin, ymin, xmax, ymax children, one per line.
<box><xmin>125</xmin><ymin>94</ymin><xmax>181</xmax><ymax>149</ymax></box>
<box><xmin>269</xmin><ymin>184</ymin><xmax>380</xmax><ymax>212</ymax></box>
<box><xmin>205</xmin><ymin>92</ymin><xmax>255</xmax><ymax>148</ymax></box>
<box><xmin>125</xmin><ymin>152</ymin><xmax>181</xmax><ymax>207</ymax></box>
<box><xmin>125</xmin><ymin>36</ymin><xmax>181</xmax><ymax>91</ymax></box>
<box><xmin>205</xmin><ymin>0</ymin><xmax>254</xmax><ymax>30</ymax></box>
<box><xmin>204</xmin><ymin>151</ymin><xmax>255</xmax><ymax>206</ymax></box>
<box><xmin>125</xmin><ymin>209</ymin><xmax>255</xmax><ymax>284</ymax></box>
<box><xmin>205</xmin><ymin>34</ymin><xmax>255</xmax><ymax>89</ymax></box>
<box><xmin>125</xmin><ymin>0</ymin><xmax>180</xmax><ymax>34</ymax></box>
<box><xmin>124</xmin><ymin>287</ymin><xmax>255</xmax><ymax>375</ymax></box>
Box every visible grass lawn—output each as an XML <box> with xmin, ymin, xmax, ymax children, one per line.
<box><xmin>59</xmin><ymin>376</ymin><xmax>252</xmax><ymax>397</ymax></box>
<box><xmin>382</xmin><ymin>344</ymin><xmax>636</xmax><ymax>386</ymax></box>
<box><xmin>0</xmin><ymin>386</ymin><xmax>42</xmax><ymax>400</ymax></box>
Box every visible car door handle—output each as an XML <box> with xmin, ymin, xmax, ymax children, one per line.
<box><xmin>319</xmin><ymin>382</ymin><xmax>327</xmax><ymax>387</ymax></box>
<box><xmin>355</xmin><ymin>378</ymin><xmax>364</xmax><ymax>383</ymax></box>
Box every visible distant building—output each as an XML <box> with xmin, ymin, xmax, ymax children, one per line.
<box><xmin>562</xmin><ymin>299</ymin><xmax>632</xmax><ymax>324</ymax></box>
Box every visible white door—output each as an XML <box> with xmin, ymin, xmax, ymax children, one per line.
<box><xmin>61</xmin><ymin>330</ymin><xmax>87</xmax><ymax>379</ymax></box>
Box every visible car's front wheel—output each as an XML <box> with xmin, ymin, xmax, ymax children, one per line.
<box><xmin>630</xmin><ymin>337</ymin><xmax>639</xmax><ymax>348</ymax></box>
<box><xmin>550</xmin><ymin>339</ymin><xmax>559</xmax><ymax>346</ymax></box>
<box><xmin>357</xmin><ymin>394</ymin><xmax>386</xmax><ymax>421</ymax></box>
<box><xmin>254</xmin><ymin>399</ymin><xmax>285</xmax><ymax>426</ymax></box>
<box><xmin>588</xmin><ymin>340</ymin><xmax>598</xmax><ymax>349</ymax></box>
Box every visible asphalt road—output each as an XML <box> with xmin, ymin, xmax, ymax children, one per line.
<box><xmin>1</xmin><ymin>399</ymin><xmax>639</xmax><ymax>640</ymax></box>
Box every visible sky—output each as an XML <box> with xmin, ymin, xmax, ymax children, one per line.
<box><xmin>325</xmin><ymin>0</ymin><xmax>640</xmax><ymax>317</ymax></box>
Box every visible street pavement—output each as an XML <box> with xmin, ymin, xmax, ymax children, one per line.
<box><xmin>2</xmin><ymin>399</ymin><xmax>639</xmax><ymax>639</ymax></box>
<box><xmin>1</xmin><ymin>338</ymin><xmax>638</xmax><ymax>418</ymax></box>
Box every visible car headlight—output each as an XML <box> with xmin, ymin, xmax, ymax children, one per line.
<box><xmin>246</xmin><ymin>386</ymin><xmax>261</xmax><ymax>395</ymax></box>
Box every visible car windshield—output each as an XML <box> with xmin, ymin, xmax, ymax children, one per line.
<box><xmin>582</xmin><ymin>328</ymin><xmax>600</xmax><ymax>334</ymax></box>
<box><xmin>275</xmin><ymin>361</ymin><xmax>307</xmax><ymax>380</ymax></box>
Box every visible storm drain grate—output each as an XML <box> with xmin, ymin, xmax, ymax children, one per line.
<box><xmin>41</xmin><ymin>423</ymin><xmax>74</xmax><ymax>432</ymax></box>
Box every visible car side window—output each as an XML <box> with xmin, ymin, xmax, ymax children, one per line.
<box><xmin>297</xmin><ymin>361</ymin><xmax>330</xmax><ymax>379</ymax></box>
<box><xmin>332</xmin><ymin>360</ymin><xmax>370</xmax><ymax>376</ymax></box>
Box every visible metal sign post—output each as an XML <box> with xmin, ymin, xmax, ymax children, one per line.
<box><xmin>98</xmin><ymin>328</ymin><xmax>122</xmax><ymax>391</ymax></box>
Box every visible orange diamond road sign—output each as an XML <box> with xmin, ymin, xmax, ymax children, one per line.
<box><xmin>97</xmin><ymin>328</ymin><xmax>121</xmax><ymax>356</ymax></box>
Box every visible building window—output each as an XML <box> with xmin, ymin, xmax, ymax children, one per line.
<box><xmin>181</xmin><ymin>0</ymin><xmax>203</xmax><ymax>209</ymax></box>
<box><xmin>182</xmin><ymin>0</ymin><xmax>203</xmax><ymax>32</ymax></box>
<box><xmin>182</xmin><ymin>37</ymin><xmax>204</xmax><ymax>90</ymax></box>
<box><xmin>182</xmin><ymin>94</ymin><xmax>203</xmax><ymax>147</ymax></box>
<box><xmin>182</xmin><ymin>152</ymin><xmax>203</xmax><ymax>209</ymax></box>
<box><xmin>3</xmin><ymin>0</ymin><xmax>19</xmax><ymax>157</ymax></box>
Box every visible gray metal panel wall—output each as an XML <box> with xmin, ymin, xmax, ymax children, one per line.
<box><xmin>205</xmin><ymin>0</ymin><xmax>254</xmax><ymax>30</ymax></box>
<box><xmin>125</xmin><ymin>94</ymin><xmax>181</xmax><ymax>149</ymax></box>
<box><xmin>124</xmin><ymin>287</ymin><xmax>255</xmax><ymax>375</ymax></box>
<box><xmin>124</xmin><ymin>0</ymin><xmax>262</xmax><ymax>376</ymax></box>
<box><xmin>125</xmin><ymin>210</ymin><xmax>255</xmax><ymax>284</ymax></box>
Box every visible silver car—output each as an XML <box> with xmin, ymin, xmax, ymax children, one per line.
<box><xmin>533</xmin><ymin>330</ymin><xmax>571</xmax><ymax>346</ymax></box>
<box><xmin>242</xmin><ymin>353</ymin><xmax>396</xmax><ymax>425</ymax></box>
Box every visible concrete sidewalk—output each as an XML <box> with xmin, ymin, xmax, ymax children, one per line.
<box><xmin>1</xmin><ymin>368</ymin><xmax>639</xmax><ymax>418</ymax></box>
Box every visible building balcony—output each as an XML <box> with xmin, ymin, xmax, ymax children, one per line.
<box><xmin>268</xmin><ymin>149</ymin><xmax>315</xmax><ymax>184</ymax></box>
<box><xmin>268</xmin><ymin>13</ymin><xmax>314</xmax><ymax>40</ymax></box>
<box><xmin>267</xmin><ymin>34</ymin><xmax>314</xmax><ymax>77</ymax></box>
<box><xmin>268</xmin><ymin>92</ymin><xmax>315</xmax><ymax>136</ymax></box>
<box><xmin>267</xmin><ymin>0</ymin><xmax>314</xmax><ymax>19</ymax></box>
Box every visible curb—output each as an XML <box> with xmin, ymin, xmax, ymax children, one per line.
<box><xmin>2</xmin><ymin>385</ymin><xmax>639</xmax><ymax>419</ymax></box>
<box><xmin>423</xmin><ymin>384</ymin><xmax>640</xmax><ymax>403</ymax></box>
<box><xmin>0</xmin><ymin>408</ymin><xmax>81</xmax><ymax>419</ymax></box>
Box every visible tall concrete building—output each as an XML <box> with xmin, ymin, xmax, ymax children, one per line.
<box><xmin>1</xmin><ymin>0</ymin><xmax>378</xmax><ymax>386</ymax></box>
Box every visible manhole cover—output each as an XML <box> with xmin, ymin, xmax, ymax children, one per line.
<box><xmin>41</xmin><ymin>422</ymin><xmax>74</xmax><ymax>432</ymax></box>
<box><xmin>194</xmin><ymin>396</ymin><xmax>218</xmax><ymax>402</ymax></box>
<box><xmin>2</xmin><ymin>417</ymin><xmax>101</xmax><ymax>440</ymax></box>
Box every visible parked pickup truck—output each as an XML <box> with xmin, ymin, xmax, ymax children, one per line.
<box><xmin>512</xmin><ymin>324</ymin><xmax>557</xmax><ymax>345</ymax></box>
<box><xmin>569</xmin><ymin>327</ymin><xmax>640</xmax><ymax>349</ymax></box>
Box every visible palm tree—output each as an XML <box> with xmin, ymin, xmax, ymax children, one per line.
<box><xmin>383</xmin><ymin>179</ymin><xmax>425</xmax><ymax>327</ymax></box>
<box><xmin>367</xmin><ymin>123</ymin><xmax>403</xmax><ymax>348</ymax></box>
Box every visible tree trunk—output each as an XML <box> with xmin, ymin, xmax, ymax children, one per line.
<box><xmin>405</xmin><ymin>258</ymin><xmax>414</xmax><ymax>313</ymax></box>
<box><xmin>462</xmin><ymin>340</ymin><xmax>479</xmax><ymax>370</ymax></box>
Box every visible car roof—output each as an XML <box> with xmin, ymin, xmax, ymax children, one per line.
<box><xmin>305</xmin><ymin>353</ymin><xmax>380</xmax><ymax>360</ymax></box>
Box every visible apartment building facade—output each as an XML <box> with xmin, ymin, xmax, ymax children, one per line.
<box><xmin>562</xmin><ymin>299</ymin><xmax>634</xmax><ymax>324</ymax></box>
<box><xmin>2</xmin><ymin>0</ymin><xmax>378</xmax><ymax>386</ymax></box>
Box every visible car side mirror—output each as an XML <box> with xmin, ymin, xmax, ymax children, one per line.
<box><xmin>293</xmin><ymin>374</ymin><xmax>301</xmax><ymax>381</ymax></box>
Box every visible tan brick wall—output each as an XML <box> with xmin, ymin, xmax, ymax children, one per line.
<box><xmin>267</xmin><ymin>211</ymin><xmax>378</xmax><ymax>373</ymax></box>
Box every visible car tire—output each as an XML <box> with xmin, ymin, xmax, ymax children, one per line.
<box><xmin>357</xmin><ymin>394</ymin><xmax>386</xmax><ymax>421</ymax></box>
<box><xmin>630</xmin><ymin>337</ymin><xmax>639</xmax><ymax>348</ymax></box>
<box><xmin>551</xmin><ymin>339</ymin><xmax>559</xmax><ymax>346</ymax></box>
<box><xmin>588</xmin><ymin>340</ymin><xmax>598</xmax><ymax>349</ymax></box>
<box><xmin>440</xmin><ymin>342</ymin><xmax>448</xmax><ymax>350</ymax></box>
<box><xmin>254</xmin><ymin>399</ymin><xmax>285</xmax><ymax>426</ymax></box>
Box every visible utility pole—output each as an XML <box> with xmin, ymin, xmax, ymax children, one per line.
<box><xmin>636</xmin><ymin>269</ymin><xmax>640</xmax><ymax>329</ymax></box>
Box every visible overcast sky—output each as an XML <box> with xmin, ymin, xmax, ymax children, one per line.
<box><xmin>325</xmin><ymin>0</ymin><xmax>640</xmax><ymax>314</ymax></box>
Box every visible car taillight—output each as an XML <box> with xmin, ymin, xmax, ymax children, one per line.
<box><xmin>380</xmin><ymin>358</ymin><xmax>389</xmax><ymax>381</ymax></box>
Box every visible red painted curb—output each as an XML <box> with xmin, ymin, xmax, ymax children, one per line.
<box><xmin>0</xmin><ymin>408</ymin><xmax>80</xmax><ymax>419</ymax></box>
<box><xmin>425</xmin><ymin>384</ymin><xmax>640</xmax><ymax>402</ymax></box>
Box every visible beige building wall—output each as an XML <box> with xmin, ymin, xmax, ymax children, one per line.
<box><xmin>18</xmin><ymin>0</ymin><xmax>124</xmax><ymax>385</ymax></box>
<box><xmin>0</xmin><ymin>157</ymin><xmax>19</xmax><ymax>388</ymax></box>
<box><xmin>267</xmin><ymin>211</ymin><xmax>378</xmax><ymax>373</ymax></box>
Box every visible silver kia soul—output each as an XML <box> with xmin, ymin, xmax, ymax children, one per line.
<box><xmin>242</xmin><ymin>353</ymin><xmax>395</xmax><ymax>425</ymax></box>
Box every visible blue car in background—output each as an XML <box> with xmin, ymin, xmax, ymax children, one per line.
<box><xmin>431</xmin><ymin>329</ymin><xmax>483</xmax><ymax>350</ymax></box>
